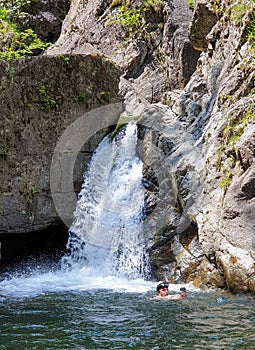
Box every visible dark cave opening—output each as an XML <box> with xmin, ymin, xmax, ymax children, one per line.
<box><xmin>0</xmin><ymin>222</ymin><xmax>69</xmax><ymax>273</ymax></box>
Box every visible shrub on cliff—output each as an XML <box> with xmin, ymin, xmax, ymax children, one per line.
<box><xmin>0</xmin><ymin>1</ymin><xmax>51</xmax><ymax>60</ymax></box>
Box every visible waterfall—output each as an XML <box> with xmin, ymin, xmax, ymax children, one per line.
<box><xmin>61</xmin><ymin>122</ymin><xmax>150</xmax><ymax>279</ymax></box>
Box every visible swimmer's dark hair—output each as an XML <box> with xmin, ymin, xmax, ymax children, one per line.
<box><xmin>156</xmin><ymin>282</ymin><xmax>169</xmax><ymax>291</ymax></box>
<box><xmin>180</xmin><ymin>287</ymin><xmax>187</xmax><ymax>292</ymax></box>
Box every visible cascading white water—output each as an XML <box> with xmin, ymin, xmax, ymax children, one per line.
<box><xmin>62</xmin><ymin>122</ymin><xmax>150</xmax><ymax>279</ymax></box>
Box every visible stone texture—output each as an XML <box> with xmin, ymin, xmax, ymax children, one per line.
<box><xmin>189</xmin><ymin>0</ymin><xmax>217</xmax><ymax>51</ymax></box>
<box><xmin>16</xmin><ymin>0</ymin><xmax>71</xmax><ymax>43</ymax></box>
<box><xmin>132</xmin><ymin>0</ymin><xmax>255</xmax><ymax>292</ymax></box>
<box><xmin>0</xmin><ymin>54</ymin><xmax>121</xmax><ymax>234</ymax></box>
<box><xmin>47</xmin><ymin>0</ymin><xmax>200</xmax><ymax>102</ymax></box>
<box><xmin>158</xmin><ymin>1</ymin><xmax>255</xmax><ymax>292</ymax></box>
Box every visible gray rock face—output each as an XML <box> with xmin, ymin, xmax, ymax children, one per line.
<box><xmin>0</xmin><ymin>54</ymin><xmax>121</xmax><ymax>234</ymax></box>
<box><xmin>16</xmin><ymin>0</ymin><xmax>71</xmax><ymax>43</ymax></box>
<box><xmin>155</xmin><ymin>1</ymin><xmax>255</xmax><ymax>292</ymax></box>
<box><xmin>48</xmin><ymin>0</ymin><xmax>200</xmax><ymax>101</ymax></box>
<box><xmin>118</xmin><ymin>0</ymin><xmax>254</xmax><ymax>292</ymax></box>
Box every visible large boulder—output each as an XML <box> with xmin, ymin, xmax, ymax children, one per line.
<box><xmin>0</xmin><ymin>54</ymin><xmax>121</xmax><ymax>236</ymax></box>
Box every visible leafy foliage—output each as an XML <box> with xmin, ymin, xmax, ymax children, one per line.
<box><xmin>0</xmin><ymin>1</ymin><xmax>51</xmax><ymax>60</ymax></box>
<box><xmin>107</xmin><ymin>0</ymin><xmax>165</xmax><ymax>40</ymax></box>
<box><xmin>230</xmin><ymin>3</ymin><xmax>246</xmax><ymax>24</ymax></box>
<box><xmin>187</xmin><ymin>0</ymin><xmax>196</xmax><ymax>10</ymax></box>
<box><xmin>245</xmin><ymin>10</ymin><xmax>255</xmax><ymax>44</ymax></box>
<box><xmin>0</xmin><ymin>0</ymin><xmax>32</xmax><ymax>19</ymax></box>
<box><xmin>38</xmin><ymin>82</ymin><xmax>57</xmax><ymax>111</ymax></box>
<box><xmin>217</xmin><ymin>107</ymin><xmax>255</xmax><ymax>193</ymax></box>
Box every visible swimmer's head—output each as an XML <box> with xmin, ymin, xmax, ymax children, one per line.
<box><xmin>180</xmin><ymin>287</ymin><xmax>187</xmax><ymax>297</ymax></box>
<box><xmin>156</xmin><ymin>282</ymin><xmax>169</xmax><ymax>292</ymax></box>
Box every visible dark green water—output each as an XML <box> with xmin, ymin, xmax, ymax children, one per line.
<box><xmin>1</xmin><ymin>288</ymin><xmax>255</xmax><ymax>349</ymax></box>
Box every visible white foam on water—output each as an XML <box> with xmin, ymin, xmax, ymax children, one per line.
<box><xmin>0</xmin><ymin>265</ymin><xmax>197</xmax><ymax>299</ymax></box>
<box><xmin>0</xmin><ymin>268</ymin><xmax>153</xmax><ymax>298</ymax></box>
<box><xmin>0</xmin><ymin>122</ymin><xmax>199</xmax><ymax>299</ymax></box>
<box><xmin>0</xmin><ymin>123</ymin><xmax>153</xmax><ymax>298</ymax></box>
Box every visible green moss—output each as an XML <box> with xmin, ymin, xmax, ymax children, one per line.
<box><xmin>221</xmin><ymin>108</ymin><xmax>254</xmax><ymax>146</ymax></box>
<box><xmin>110</xmin><ymin>125</ymin><xmax>126</xmax><ymax>142</ymax></box>
<box><xmin>110</xmin><ymin>113</ymin><xmax>142</xmax><ymax>139</ymax></box>
<box><xmin>0</xmin><ymin>147</ymin><xmax>10</xmax><ymax>156</ymax></box>
<box><xmin>210</xmin><ymin>0</ymin><xmax>221</xmax><ymax>14</ymax></box>
<box><xmin>243</xmin><ymin>6</ymin><xmax>255</xmax><ymax>47</ymax></box>
<box><xmin>220</xmin><ymin>169</ymin><xmax>232</xmax><ymax>193</ymax></box>
<box><xmin>228</xmin><ymin>126</ymin><xmax>245</xmax><ymax>143</ymax></box>
<box><xmin>21</xmin><ymin>183</ymin><xmax>39</xmax><ymax>208</ymax></box>
<box><xmin>97</xmin><ymin>91</ymin><xmax>110</xmax><ymax>104</ymax></box>
<box><xmin>230</xmin><ymin>3</ymin><xmax>246</xmax><ymax>24</ymax></box>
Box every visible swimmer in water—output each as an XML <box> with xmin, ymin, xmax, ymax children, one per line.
<box><xmin>156</xmin><ymin>282</ymin><xmax>187</xmax><ymax>299</ymax></box>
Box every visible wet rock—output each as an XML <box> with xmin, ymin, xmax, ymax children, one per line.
<box><xmin>180</xmin><ymin>1</ymin><xmax>255</xmax><ymax>291</ymax></box>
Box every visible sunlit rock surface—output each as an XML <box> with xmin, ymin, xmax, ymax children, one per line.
<box><xmin>47</xmin><ymin>0</ymin><xmax>200</xmax><ymax>101</ymax></box>
<box><xmin>155</xmin><ymin>0</ymin><xmax>255</xmax><ymax>292</ymax></box>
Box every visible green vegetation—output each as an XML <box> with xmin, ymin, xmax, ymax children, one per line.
<box><xmin>230</xmin><ymin>3</ymin><xmax>246</xmax><ymax>24</ymax></box>
<box><xmin>20</xmin><ymin>183</ymin><xmax>39</xmax><ymax>210</ymax></box>
<box><xmin>73</xmin><ymin>91</ymin><xmax>87</xmax><ymax>103</ymax></box>
<box><xmin>60</xmin><ymin>55</ymin><xmax>70</xmax><ymax>64</ymax></box>
<box><xmin>0</xmin><ymin>1</ymin><xmax>51</xmax><ymax>60</ymax></box>
<box><xmin>220</xmin><ymin>168</ymin><xmax>232</xmax><ymax>193</ymax></box>
<box><xmin>0</xmin><ymin>0</ymin><xmax>32</xmax><ymax>19</ymax></box>
<box><xmin>187</xmin><ymin>0</ymin><xmax>196</xmax><ymax>10</ymax></box>
<box><xmin>210</xmin><ymin>0</ymin><xmax>221</xmax><ymax>13</ymax></box>
<box><xmin>0</xmin><ymin>146</ymin><xmax>10</xmax><ymax>156</ymax></box>
<box><xmin>245</xmin><ymin>10</ymin><xmax>255</xmax><ymax>45</ymax></box>
<box><xmin>227</xmin><ymin>0</ymin><xmax>255</xmax><ymax>38</ymax></box>
<box><xmin>113</xmin><ymin>6</ymin><xmax>144</xmax><ymax>36</ymax></box>
<box><xmin>24</xmin><ymin>184</ymin><xmax>39</xmax><ymax>206</ymax></box>
<box><xmin>107</xmin><ymin>0</ymin><xmax>165</xmax><ymax>40</ymax></box>
<box><xmin>97</xmin><ymin>91</ymin><xmax>110</xmax><ymax>104</ymax></box>
<box><xmin>221</xmin><ymin>108</ymin><xmax>255</xmax><ymax>145</ymax></box>
<box><xmin>110</xmin><ymin>115</ymin><xmax>131</xmax><ymax>139</ymax></box>
<box><xmin>38</xmin><ymin>82</ymin><xmax>57</xmax><ymax>111</ymax></box>
<box><xmin>217</xmin><ymin>107</ymin><xmax>255</xmax><ymax>193</ymax></box>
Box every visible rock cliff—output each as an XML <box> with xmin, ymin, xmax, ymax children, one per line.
<box><xmin>0</xmin><ymin>0</ymin><xmax>254</xmax><ymax>293</ymax></box>
<box><xmin>0</xmin><ymin>53</ymin><xmax>121</xmax><ymax>261</ymax></box>
<box><xmin>144</xmin><ymin>0</ymin><xmax>255</xmax><ymax>292</ymax></box>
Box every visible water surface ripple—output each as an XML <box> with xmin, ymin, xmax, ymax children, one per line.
<box><xmin>1</xmin><ymin>288</ymin><xmax>255</xmax><ymax>349</ymax></box>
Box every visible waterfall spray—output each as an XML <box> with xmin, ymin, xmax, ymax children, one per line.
<box><xmin>61</xmin><ymin>122</ymin><xmax>150</xmax><ymax>279</ymax></box>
